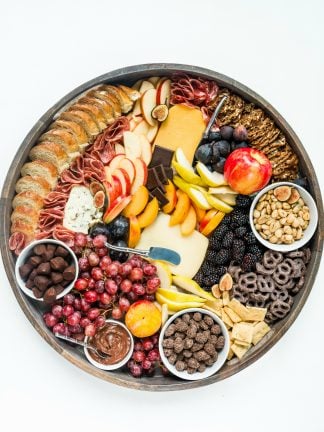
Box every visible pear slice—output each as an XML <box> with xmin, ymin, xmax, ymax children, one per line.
<box><xmin>196</xmin><ymin>162</ymin><xmax>228</xmax><ymax>187</ymax></box>
<box><xmin>173</xmin><ymin>176</ymin><xmax>211</xmax><ymax>209</ymax></box>
<box><xmin>215</xmin><ymin>193</ymin><xmax>237</xmax><ymax>206</ymax></box>
<box><xmin>161</xmin><ymin>303</ymin><xmax>169</xmax><ymax>325</ymax></box>
<box><xmin>205</xmin><ymin>193</ymin><xmax>233</xmax><ymax>213</ymax></box>
<box><xmin>154</xmin><ymin>261</ymin><xmax>172</xmax><ymax>290</ymax></box>
<box><xmin>175</xmin><ymin>147</ymin><xmax>194</xmax><ymax>172</ymax></box>
<box><xmin>172</xmin><ymin>161</ymin><xmax>205</xmax><ymax>185</ymax></box>
<box><xmin>157</xmin><ymin>288</ymin><xmax>206</xmax><ymax>303</ymax></box>
<box><xmin>155</xmin><ymin>292</ymin><xmax>205</xmax><ymax>312</ymax></box>
<box><xmin>208</xmin><ymin>186</ymin><xmax>237</xmax><ymax>194</ymax></box>
<box><xmin>172</xmin><ymin>275</ymin><xmax>215</xmax><ymax>301</ymax></box>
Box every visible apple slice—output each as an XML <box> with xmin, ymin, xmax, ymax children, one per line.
<box><xmin>172</xmin><ymin>161</ymin><xmax>205</xmax><ymax>185</ymax></box>
<box><xmin>119</xmin><ymin>158</ymin><xmax>135</xmax><ymax>184</ymax></box>
<box><xmin>109</xmin><ymin>154</ymin><xmax>125</xmax><ymax>172</ymax></box>
<box><xmin>123</xmin><ymin>131</ymin><xmax>142</xmax><ymax>160</ymax></box>
<box><xmin>146</xmin><ymin>123</ymin><xmax>158</xmax><ymax>143</ymax></box>
<box><xmin>132</xmin><ymin>79</ymin><xmax>143</xmax><ymax>91</ymax></box>
<box><xmin>103</xmin><ymin>195</ymin><xmax>132</xmax><ymax>223</ymax></box>
<box><xmin>104</xmin><ymin>166</ymin><xmax>113</xmax><ymax>184</ymax></box>
<box><xmin>129</xmin><ymin>117</ymin><xmax>138</xmax><ymax>131</ymax></box>
<box><xmin>139</xmin><ymin>80</ymin><xmax>154</xmax><ymax>94</ymax></box>
<box><xmin>140</xmin><ymin>89</ymin><xmax>158</xmax><ymax>126</ymax></box>
<box><xmin>156</xmin><ymin>78</ymin><xmax>171</xmax><ymax>106</ymax></box>
<box><xmin>147</xmin><ymin>76</ymin><xmax>161</xmax><ymax>86</ymax></box>
<box><xmin>113</xmin><ymin>168</ymin><xmax>131</xmax><ymax>195</ymax></box>
<box><xmin>108</xmin><ymin>176</ymin><xmax>122</xmax><ymax>203</ymax></box>
<box><xmin>139</xmin><ymin>134</ymin><xmax>152</xmax><ymax>166</ymax></box>
<box><xmin>114</xmin><ymin>143</ymin><xmax>125</xmax><ymax>155</ymax></box>
<box><xmin>132</xmin><ymin>99</ymin><xmax>142</xmax><ymax>116</ymax></box>
<box><xmin>214</xmin><ymin>193</ymin><xmax>237</xmax><ymax>206</ymax></box>
<box><xmin>133</xmin><ymin>120</ymin><xmax>150</xmax><ymax>137</ymax></box>
<box><xmin>208</xmin><ymin>186</ymin><xmax>237</xmax><ymax>194</ymax></box>
<box><xmin>131</xmin><ymin>158</ymin><xmax>148</xmax><ymax>195</ymax></box>
<box><xmin>199</xmin><ymin>209</ymin><xmax>218</xmax><ymax>232</ymax></box>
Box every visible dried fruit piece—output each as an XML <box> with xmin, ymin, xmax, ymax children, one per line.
<box><xmin>219</xmin><ymin>273</ymin><xmax>233</xmax><ymax>291</ymax></box>
<box><xmin>151</xmin><ymin>104</ymin><xmax>169</xmax><ymax>122</ymax></box>
<box><xmin>287</xmin><ymin>187</ymin><xmax>300</xmax><ymax>204</ymax></box>
<box><xmin>93</xmin><ymin>190</ymin><xmax>106</xmax><ymax>208</ymax></box>
<box><xmin>273</xmin><ymin>186</ymin><xmax>291</xmax><ymax>202</ymax></box>
<box><xmin>211</xmin><ymin>284</ymin><xmax>222</xmax><ymax>298</ymax></box>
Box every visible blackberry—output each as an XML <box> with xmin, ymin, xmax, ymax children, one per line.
<box><xmin>231</xmin><ymin>239</ymin><xmax>246</xmax><ymax>264</ymax></box>
<box><xmin>235</xmin><ymin>226</ymin><xmax>248</xmax><ymax>239</ymax></box>
<box><xmin>244</xmin><ymin>231</ymin><xmax>258</xmax><ymax>245</ymax></box>
<box><xmin>200</xmin><ymin>261</ymin><xmax>213</xmax><ymax>276</ymax></box>
<box><xmin>193</xmin><ymin>271</ymin><xmax>204</xmax><ymax>285</ymax></box>
<box><xmin>219</xmin><ymin>216</ymin><xmax>231</xmax><ymax>226</ymax></box>
<box><xmin>202</xmin><ymin>274</ymin><xmax>216</xmax><ymax>287</ymax></box>
<box><xmin>241</xmin><ymin>253</ymin><xmax>258</xmax><ymax>272</ymax></box>
<box><xmin>247</xmin><ymin>245</ymin><xmax>263</xmax><ymax>262</ymax></box>
<box><xmin>206</xmin><ymin>249</ymin><xmax>218</xmax><ymax>264</ymax></box>
<box><xmin>209</xmin><ymin>225</ymin><xmax>229</xmax><ymax>246</ymax></box>
<box><xmin>230</xmin><ymin>209</ymin><xmax>249</xmax><ymax>227</ymax></box>
<box><xmin>214</xmin><ymin>249</ymin><xmax>231</xmax><ymax>266</ymax></box>
<box><xmin>208</xmin><ymin>237</ymin><xmax>222</xmax><ymax>251</ymax></box>
<box><xmin>222</xmin><ymin>231</ymin><xmax>235</xmax><ymax>248</ymax></box>
<box><xmin>236</xmin><ymin>195</ymin><xmax>251</xmax><ymax>208</ymax></box>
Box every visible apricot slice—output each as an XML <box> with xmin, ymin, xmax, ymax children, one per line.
<box><xmin>137</xmin><ymin>197</ymin><xmax>159</xmax><ymax>229</ymax></box>
<box><xmin>180</xmin><ymin>205</ymin><xmax>197</xmax><ymax>236</ymax></box>
<box><xmin>169</xmin><ymin>190</ymin><xmax>191</xmax><ymax>226</ymax></box>
<box><xmin>128</xmin><ymin>215</ymin><xmax>141</xmax><ymax>248</ymax></box>
<box><xmin>191</xmin><ymin>200</ymin><xmax>206</xmax><ymax>222</ymax></box>
<box><xmin>162</xmin><ymin>180</ymin><xmax>177</xmax><ymax>214</ymax></box>
<box><xmin>123</xmin><ymin>185</ymin><xmax>149</xmax><ymax>217</ymax></box>
<box><xmin>201</xmin><ymin>211</ymin><xmax>226</xmax><ymax>236</ymax></box>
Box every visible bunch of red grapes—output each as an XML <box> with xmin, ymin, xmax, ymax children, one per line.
<box><xmin>127</xmin><ymin>333</ymin><xmax>169</xmax><ymax>378</ymax></box>
<box><xmin>43</xmin><ymin>232</ymin><xmax>161</xmax><ymax>341</ymax></box>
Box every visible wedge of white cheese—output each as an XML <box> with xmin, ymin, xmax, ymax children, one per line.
<box><xmin>63</xmin><ymin>185</ymin><xmax>102</xmax><ymax>234</ymax></box>
<box><xmin>136</xmin><ymin>213</ymin><xmax>208</xmax><ymax>278</ymax></box>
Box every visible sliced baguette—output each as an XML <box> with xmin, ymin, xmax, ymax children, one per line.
<box><xmin>10</xmin><ymin>219</ymin><xmax>36</xmax><ymax>243</ymax></box>
<box><xmin>15</xmin><ymin>175</ymin><xmax>51</xmax><ymax>198</ymax></box>
<box><xmin>68</xmin><ymin>103</ymin><xmax>107</xmax><ymax>131</ymax></box>
<box><xmin>12</xmin><ymin>191</ymin><xmax>44</xmax><ymax>211</ymax></box>
<box><xmin>39</xmin><ymin>130</ymin><xmax>80</xmax><ymax>158</ymax></box>
<box><xmin>59</xmin><ymin>110</ymin><xmax>100</xmax><ymax>136</ymax></box>
<box><xmin>49</xmin><ymin>119</ymin><xmax>89</xmax><ymax>147</ymax></box>
<box><xmin>11</xmin><ymin>205</ymin><xmax>39</xmax><ymax>226</ymax></box>
<box><xmin>98</xmin><ymin>85</ymin><xmax>133</xmax><ymax>113</ymax></box>
<box><xmin>87</xmin><ymin>89</ymin><xmax>122</xmax><ymax>117</ymax></box>
<box><xmin>118</xmin><ymin>85</ymin><xmax>141</xmax><ymax>102</ymax></box>
<box><xmin>29</xmin><ymin>142</ymin><xmax>69</xmax><ymax>173</ymax></box>
<box><xmin>20</xmin><ymin>160</ymin><xmax>58</xmax><ymax>189</ymax></box>
<box><xmin>77</xmin><ymin>96</ymin><xmax>115</xmax><ymax>124</ymax></box>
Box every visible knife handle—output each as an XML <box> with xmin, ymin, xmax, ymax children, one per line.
<box><xmin>105</xmin><ymin>242</ymin><xmax>150</xmax><ymax>258</ymax></box>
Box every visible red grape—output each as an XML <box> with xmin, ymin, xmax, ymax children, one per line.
<box><xmin>133</xmin><ymin>350</ymin><xmax>145</xmax><ymax>363</ymax></box>
<box><xmin>78</xmin><ymin>257</ymin><xmax>89</xmax><ymax>271</ymax></box>
<box><xmin>51</xmin><ymin>304</ymin><xmax>63</xmax><ymax>318</ymax></box>
<box><xmin>134</xmin><ymin>341</ymin><xmax>143</xmax><ymax>351</ymax></box>
<box><xmin>112</xmin><ymin>307</ymin><xmax>123</xmax><ymax>320</ymax></box>
<box><xmin>120</xmin><ymin>279</ymin><xmax>132</xmax><ymax>293</ymax></box>
<box><xmin>99</xmin><ymin>255</ymin><xmax>112</xmax><ymax>270</ymax></box>
<box><xmin>87</xmin><ymin>278</ymin><xmax>96</xmax><ymax>289</ymax></box>
<box><xmin>130</xmin><ymin>267</ymin><xmax>143</xmax><ymax>281</ymax></box>
<box><xmin>115</xmin><ymin>274</ymin><xmax>123</xmax><ymax>286</ymax></box>
<box><xmin>132</xmin><ymin>283</ymin><xmax>145</xmax><ymax>296</ymax></box>
<box><xmin>53</xmin><ymin>322</ymin><xmax>66</xmax><ymax>335</ymax></box>
<box><xmin>127</xmin><ymin>291</ymin><xmax>138</xmax><ymax>303</ymax></box>
<box><xmin>68</xmin><ymin>324</ymin><xmax>82</xmax><ymax>334</ymax></box>
<box><xmin>80</xmin><ymin>298</ymin><xmax>91</xmax><ymax>312</ymax></box>
<box><xmin>87</xmin><ymin>308</ymin><xmax>101</xmax><ymax>320</ymax></box>
<box><xmin>99</xmin><ymin>292</ymin><xmax>112</xmax><ymax>305</ymax></box>
<box><xmin>129</xmin><ymin>363</ymin><xmax>143</xmax><ymax>377</ymax></box>
<box><xmin>128</xmin><ymin>256</ymin><xmax>143</xmax><ymax>268</ymax></box>
<box><xmin>144</xmin><ymin>294</ymin><xmax>155</xmax><ymax>302</ymax></box>
<box><xmin>73</xmin><ymin>298</ymin><xmax>82</xmax><ymax>310</ymax></box>
<box><xmin>74</xmin><ymin>233</ymin><xmax>87</xmax><ymax>248</ymax></box>
<box><xmin>119</xmin><ymin>262</ymin><xmax>132</xmax><ymax>276</ymax></box>
<box><xmin>94</xmin><ymin>315</ymin><xmax>106</xmax><ymax>328</ymax></box>
<box><xmin>105</xmin><ymin>279</ymin><xmax>118</xmax><ymax>295</ymax></box>
<box><xmin>67</xmin><ymin>311</ymin><xmax>81</xmax><ymax>326</ymax></box>
<box><xmin>88</xmin><ymin>252</ymin><xmax>100</xmax><ymax>267</ymax></box>
<box><xmin>142</xmin><ymin>359</ymin><xmax>152</xmax><ymax>370</ymax></box>
<box><xmin>143</xmin><ymin>264</ymin><xmax>157</xmax><ymax>276</ymax></box>
<box><xmin>92</xmin><ymin>234</ymin><xmax>107</xmax><ymax>248</ymax></box>
<box><xmin>147</xmin><ymin>348</ymin><xmax>160</xmax><ymax>362</ymax></box>
<box><xmin>96</xmin><ymin>247</ymin><xmax>108</xmax><ymax>257</ymax></box>
<box><xmin>84</xmin><ymin>323</ymin><xmax>96</xmax><ymax>337</ymax></box>
<box><xmin>95</xmin><ymin>280</ymin><xmax>105</xmax><ymax>293</ymax></box>
<box><xmin>63</xmin><ymin>293</ymin><xmax>75</xmax><ymax>305</ymax></box>
<box><xmin>84</xmin><ymin>290</ymin><xmax>98</xmax><ymax>303</ymax></box>
<box><xmin>74</xmin><ymin>332</ymin><xmax>85</xmax><ymax>341</ymax></box>
<box><xmin>119</xmin><ymin>297</ymin><xmax>130</xmax><ymax>312</ymax></box>
<box><xmin>44</xmin><ymin>313</ymin><xmax>58</xmax><ymax>328</ymax></box>
<box><xmin>80</xmin><ymin>271</ymin><xmax>91</xmax><ymax>279</ymax></box>
<box><xmin>62</xmin><ymin>305</ymin><xmax>74</xmax><ymax>317</ymax></box>
<box><xmin>151</xmin><ymin>334</ymin><xmax>159</xmax><ymax>346</ymax></box>
<box><xmin>106</xmin><ymin>262</ymin><xmax>119</xmax><ymax>277</ymax></box>
<box><xmin>142</xmin><ymin>338</ymin><xmax>154</xmax><ymax>351</ymax></box>
<box><xmin>80</xmin><ymin>317</ymin><xmax>91</xmax><ymax>328</ymax></box>
<box><xmin>146</xmin><ymin>277</ymin><xmax>160</xmax><ymax>294</ymax></box>
<box><xmin>74</xmin><ymin>278</ymin><xmax>89</xmax><ymax>291</ymax></box>
<box><xmin>91</xmin><ymin>267</ymin><xmax>104</xmax><ymax>281</ymax></box>
<box><xmin>144</xmin><ymin>366</ymin><xmax>155</xmax><ymax>377</ymax></box>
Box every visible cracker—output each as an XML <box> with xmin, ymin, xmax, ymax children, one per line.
<box><xmin>224</xmin><ymin>306</ymin><xmax>242</xmax><ymax>323</ymax></box>
<box><xmin>231</xmin><ymin>342</ymin><xmax>251</xmax><ymax>359</ymax></box>
<box><xmin>227</xmin><ymin>346</ymin><xmax>234</xmax><ymax>360</ymax></box>
<box><xmin>221</xmin><ymin>308</ymin><xmax>234</xmax><ymax>328</ymax></box>
<box><xmin>232</xmin><ymin>322</ymin><xmax>254</xmax><ymax>344</ymax></box>
<box><xmin>252</xmin><ymin>321</ymin><xmax>271</xmax><ymax>345</ymax></box>
<box><xmin>246</xmin><ymin>306</ymin><xmax>267</xmax><ymax>322</ymax></box>
<box><xmin>228</xmin><ymin>298</ymin><xmax>250</xmax><ymax>320</ymax></box>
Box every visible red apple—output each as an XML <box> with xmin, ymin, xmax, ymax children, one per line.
<box><xmin>224</xmin><ymin>148</ymin><xmax>272</xmax><ymax>195</ymax></box>
<box><xmin>113</xmin><ymin>168</ymin><xmax>131</xmax><ymax>195</ymax></box>
<box><xmin>131</xmin><ymin>158</ymin><xmax>148</xmax><ymax>195</ymax></box>
<box><xmin>119</xmin><ymin>158</ymin><xmax>136</xmax><ymax>184</ymax></box>
<box><xmin>103</xmin><ymin>195</ymin><xmax>132</xmax><ymax>223</ymax></box>
<box><xmin>156</xmin><ymin>78</ymin><xmax>171</xmax><ymax>106</ymax></box>
<box><xmin>108</xmin><ymin>154</ymin><xmax>125</xmax><ymax>173</ymax></box>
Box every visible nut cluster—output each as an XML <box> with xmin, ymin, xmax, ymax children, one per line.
<box><xmin>253</xmin><ymin>186</ymin><xmax>310</xmax><ymax>244</ymax></box>
<box><xmin>162</xmin><ymin>312</ymin><xmax>225</xmax><ymax>375</ymax></box>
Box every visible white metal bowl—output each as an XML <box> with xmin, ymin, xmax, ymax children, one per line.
<box><xmin>159</xmin><ymin>308</ymin><xmax>230</xmax><ymax>381</ymax></box>
<box><xmin>249</xmin><ymin>182</ymin><xmax>318</xmax><ymax>252</ymax></box>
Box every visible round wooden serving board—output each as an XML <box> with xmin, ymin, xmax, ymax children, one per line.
<box><xmin>1</xmin><ymin>64</ymin><xmax>323</xmax><ymax>391</ymax></box>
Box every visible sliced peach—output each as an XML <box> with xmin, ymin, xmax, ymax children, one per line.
<box><xmin>128</xmin><ymin>215</ymin><xmax>141</xmax><ymax>248</ymax></box>
<box><xmin>137</xmin><ymin>197</ymin><xmax>159</xmax><ymax>229</ymax></box>
<box><xmin>180</xmin><ymin>205</ymin><xmax>197</xmax><ymax>236</ymax></box>
<box><xmin>169</xmin><ymin>190</ymin><xmax>191</xmax><ymax>226</ymax></box>
<box><xmin>191</xmin><ymin>200</ymin><xmax>206</xmax><ymax>222</ymax></box>
<box><xmin>199</xmin><ymin>209</ymin><xmax>218</xmax><ymax>232</ymax></box>
<box><xmin>123</xmin><ymin>185</ymin><xmax>149</xmax><ymax>217</ymax></box>
<box><xmin>162</xmin><ymin>180</ymin><xmax>177</xmax><ymax>214</ymax></box>
<box><xmin>201</xmin><ymin>211</ymin><xmax>225</xmax><ymax>237</ymax></box>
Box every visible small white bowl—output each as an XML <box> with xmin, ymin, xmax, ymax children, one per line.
<box><xmin>84</xmin><ymin>320</ymin><xmax>134</xmax><ymax>370</ymax></box>
<box><xmin>249</xmin><ymin>181</ymin><xmax>318</xmax><ymax>252</ymax></box>
<box><xmin>159</xmin><ymin>308</ymin><xmax>230</xmax><ymax>381</ymax></box>
<box><xmin>15</xmin><ymin>239</ymin><xmax>78</xmax><ymax>301</ymax></box>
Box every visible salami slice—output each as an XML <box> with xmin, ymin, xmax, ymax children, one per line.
<box><xmin>52</xmin><ymin>224</ymin><xmax>75</xmax><ymax>247</ymax></box>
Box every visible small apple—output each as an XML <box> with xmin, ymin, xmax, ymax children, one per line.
<box><xmin>125</xmin><ymin>300</ymin><xmax>162</xmax><ymax>338</ymax></box>
<box><xmin>119</xmin><ymin>158</ymin><xmax>136</xmax><ymax>183</ymax></box>
<box><xmin>103</xmin><ymin>195</ymin><xmax>132</xmax><ymax>223</ymax></box>
<box><xmin>108</xmin><ymin>154</ymin><xmax>125</xmax><ymax>172</ymax></box>
<box><xmin>131</xmin><ymin>158</ymin><xmax>148</xmax><ymax>195</ymax></box>
<box><xmin>224</xmin><ymin>148</ymin><xmax>272</xmax><ymax>195</ymax></box>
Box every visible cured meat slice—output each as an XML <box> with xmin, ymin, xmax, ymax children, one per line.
<box><xmin>8</xmin><ymin>232</ymin><xmax>26</xmax><ymax>255</ymax></box>
<box><xmin>52</xmin><ymin>225</ymin><xmax>75</xmax><ymax>247</ymax></box>
<box><xmin>44</xmin><ymin>191</ymin><xmax>69</xmax><ymax>209</ymax></box>
<box><xmin>38</xmin><ymin>208</ymin><xmax>64</xmax><ymax>234</ymax></box>
<box><xmin>170</xmin><ymin>73</ymin><xmax>218</xmax><ymax>108</ymax></box>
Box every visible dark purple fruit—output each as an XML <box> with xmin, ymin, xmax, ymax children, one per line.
<box><xmin>90</xmin><ymin>223</ymin><xmax>111</xmax><ymax>239</ymax></box>
<box><xmin>212</xmin><ymin>157</ymin><xmax>226</xmax><ymax>173</ymax></box>
<box><xmin>215</xmin><ymin>140</ymin><xmax>231</xmax><ymax>157</ymax></box>
<box><xmin>205</xmin><ymin>164</ymin><xmax>213</xmax><ymax>172</ymax></box>
<box><xmin>231</xmin><ymin>141</ymin><xmax>249</xmax><ymax>152</ymax></box>
<box><xmin>233</xmin><ymin>125</ymin><xmax>248</xmax><ymax>142</ymax></box>
<box><xmin>109</xmin><ymin>240</ymin><xmax>129</xmax><ymax>262</ymax></box>
<box><xmin>220</xmin><ymin>126</ymin><xmax>234</xmax><ymax>141</ymax></box>
<box><xmin>195</xmin><ymin>144</ymin><xmax>213</xmax><ymax>164</ymax></box>
<box><xmin>208</xmin><ymin>130</ymin><xmax>222</xmax><ymax>141</ymax></box>
<box><xmin>107</xmin><ymin>215</ymin><xmax>129</xmax><ymax>241</ymax></box>
<box><xmin>211</xmin><ymin>144</ymin><xmax>220</xmax><ymax>163</ymax></box>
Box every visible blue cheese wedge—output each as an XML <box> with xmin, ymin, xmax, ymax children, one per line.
<box><xmin>63</xmin><ymin>185</ymin><xmax>102</xmax><ymax>233</ymax></box>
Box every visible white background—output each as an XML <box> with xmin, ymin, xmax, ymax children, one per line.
<box><xmin>1</xmin><ymin>1</ymin><xmax>323</xmax><ymax>431</ymax></box>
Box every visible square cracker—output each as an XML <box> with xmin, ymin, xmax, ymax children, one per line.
<box><xmin>224</xmin><ymin>306</ymin><xmax>242</xmax><ymax>323</ymax></box>
<box><xmin>232</xmin><ymin>322</ymin><xmax>254</xmax><ymax>344</ymax></box>
<box><xmin>228</xmin><ymin>298</ymin><xmax>250</xmax><ymax>320</ymax></box>
<box><xmin>246</xmin><ymin>306</ymin><xmax>267</xmax><ymax>322</ymax></box>
<box><xmin>231</xmin><ymin>342</ymin><xmax>251</xmax><ymax>359</ymax></box>
<box><xmin>252</xmin><ymin>321</ymin><xmax>271</xmax><ymax>345</ymax></box>
<box><xmin>221</xmin><ymin>308</ymin><xmax>234</xmax><ymax>328</ymax></box>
